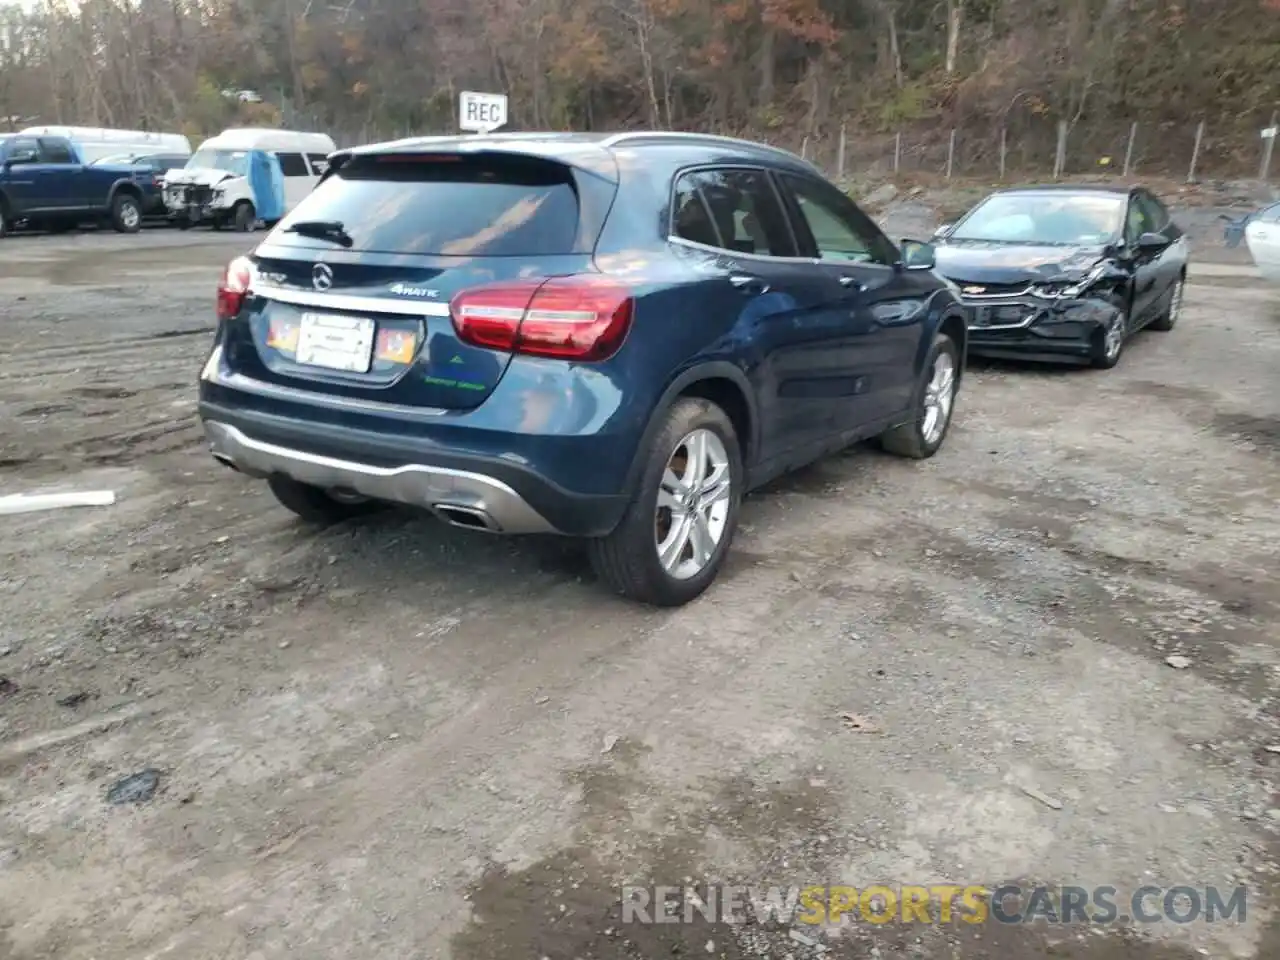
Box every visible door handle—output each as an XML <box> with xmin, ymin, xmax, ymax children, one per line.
<box><xmin>839</xmin><ymin>275</ymin><xmax>865</xmax><ymax>292</ymax></box>
<box><xmin>729</xmin><ymin>274</ymin><xmax>770</xmax><ymax>295</ymax></box>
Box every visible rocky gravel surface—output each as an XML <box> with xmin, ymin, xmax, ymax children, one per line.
<box><xmin>0</xmin><ymin>202</ymin><xmax>1277</xmax><ymax>960</ymax></box>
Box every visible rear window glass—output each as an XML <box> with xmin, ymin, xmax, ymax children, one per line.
<box><xmin>271</xmin><ymin>155</ymin><xmax>580</xmax><ymax>256</ymax></box>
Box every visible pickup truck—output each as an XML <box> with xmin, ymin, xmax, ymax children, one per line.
<box><xmin>0</xmin><ymin>134</ymin><xmax>154</xmax><ymax>237</ymax></box>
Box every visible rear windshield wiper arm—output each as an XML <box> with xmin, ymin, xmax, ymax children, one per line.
<box><xmin>283</xmin><ymin>219</ymin><xmax>353</xmax><ymax>247</ymax></box>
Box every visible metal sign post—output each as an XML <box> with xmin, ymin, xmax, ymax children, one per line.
<box><xmin>1260</xmin><ymin>116</ymin><xmax>1277</xmax><ymax>181</ymax></box>
<box><xmin>458</xmin><ymin>91</ymin><xmax>509</xmax><ymax>135</ymax></box>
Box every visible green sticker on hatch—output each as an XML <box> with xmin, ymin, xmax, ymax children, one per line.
<box><xmin>423</xmin><ymin>375</ymin><xmax>487</xmax><ymax>390</ymax></box>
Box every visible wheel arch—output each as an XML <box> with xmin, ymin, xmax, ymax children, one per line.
<box><xmin>622</xmin><ymin>361</ymin><xmax>759</xmax><ymax>497</ymax></box>
<box><xmin>107</xmin><ymin>179</ymin><xmax>143</xmax><ymax>205</ymax></box>
<box><xmin>924</xmin><ymin>287</ymin><xmax>969</xmax><ymax>382</ymax></box>
<box><xmin>938</xmin><ymin>311</ymin><xmax>968</xmax><ymax>381</ymax></box>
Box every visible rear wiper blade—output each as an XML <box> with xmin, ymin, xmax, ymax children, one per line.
<box><xmin>283</xmin><ymin>219</ymin><xmax>353</xmax><ymax>247</ymax></box>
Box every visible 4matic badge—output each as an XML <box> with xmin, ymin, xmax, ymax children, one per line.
<box><xmin>388</xmin><ymin>282</ymin><xmax>441</xmax><ymax>298</ymax></box>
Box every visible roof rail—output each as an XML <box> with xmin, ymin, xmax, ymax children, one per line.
<box><xmin>600</xmin><ymin>131</ymin><xmax>815</xmax><ymax>168</ymax></box>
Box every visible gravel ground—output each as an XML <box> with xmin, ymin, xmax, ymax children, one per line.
<box><xmin>0</xmin><ymin>202</ymin><xmax>1278</xmax><ymax>960</ymax></box>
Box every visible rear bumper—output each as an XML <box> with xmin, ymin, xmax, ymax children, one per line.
<box><xmin>198</xmin><ymin>404</ymin><xmax>629</xmax><ymax>537</ymax></box>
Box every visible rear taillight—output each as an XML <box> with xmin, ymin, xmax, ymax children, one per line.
<box><xmin>216</xmin><ymin>256</ymin><xmax>253</xmax><ymax>321</ymax></box>
<box><xmin>450</xmin><ymin>276</ymin><xmax>634</xmax><ymax>361</ymax></box>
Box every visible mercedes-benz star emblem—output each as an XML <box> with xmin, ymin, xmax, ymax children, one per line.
<box><xmin>312</xmin><ymin>263</ymin><xmax>333</xmax><ymax>291</ymax></box>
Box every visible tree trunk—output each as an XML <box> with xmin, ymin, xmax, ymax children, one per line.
<box><xmin>945</xmin><ymin>0</ymin><xmax>963</xmax><ymax>75</ymax></box>
<box><xmin>887</xmin><ymin>4</ymin><xmax>902</xmax><ymax>88</ymax></box>
<box><xmin>758</xmin><ymin>25</ymin><xmax>775</xmax><ymax>105</ymax></box>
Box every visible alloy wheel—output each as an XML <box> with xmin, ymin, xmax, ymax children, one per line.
<box><xmin>654</xmin><ymin>428</ymin><xmax>732</xmax><ymax>580</ymax></box>
<box><xmin>921</xmin><ymin>351</ymin><xmax>957</xmax><ymax>445</ymax></box>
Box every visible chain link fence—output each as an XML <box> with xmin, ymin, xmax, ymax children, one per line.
<box><xmin>279</xmin><ymin>95</ymin><xmax>1280</xmax><ymax>188</ymax></box>
<box><xmin>770</xmin><ymin>115</ymin><xmax>1280</xmax><ymax>186</ymax></box>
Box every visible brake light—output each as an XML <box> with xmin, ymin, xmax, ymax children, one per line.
<box><xmin>451</xmin><ymin>276</ymin><xmax>634</xmax><ymax>361</ymax></box>
<box><xmin>216</xmin><ymin>256</ymin><xmax>253</xmax><ymax>321</ymax></box>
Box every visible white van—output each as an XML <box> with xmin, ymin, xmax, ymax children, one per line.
<box><xmin>161</xmin><ymin>128</ymin><xmax>336</xmax><ymax>230</ymax></box>
<box><xmin>19</xmin><ymin>126</ymin><xmax>190</xmax><ymax>164</ymax></box>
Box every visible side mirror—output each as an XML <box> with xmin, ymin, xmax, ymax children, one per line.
<box><xmin>1137</xmin><ymin>231</ymin><xmax>1170</xmax><ymax>253</ymax></box>
<box><xmin>900</xmin><ymin>238</ymin><xmax>937</xmax><ymax>270</ymax></box>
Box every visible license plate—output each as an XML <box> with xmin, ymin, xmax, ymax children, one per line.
<box><xmin>295</xmin><ymin>312</ymin><xmax>375</xmax><ymax>372</ymax></box>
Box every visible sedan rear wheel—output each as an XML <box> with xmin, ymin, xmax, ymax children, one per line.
<box><xmin>588</xmin><ymin>397</ymin><xmax>742</xmax><ymax>606</ymax></box>
<box><xmin>1149</xmin><ymin>276</ymin><xmax>1183</xmax><ymax>332</ymax></box>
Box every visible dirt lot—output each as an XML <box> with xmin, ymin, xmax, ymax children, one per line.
<box><xmin>1</xmin><ymin>212</ymin><xmax>1278</xmax><ymax>960</ymax></box>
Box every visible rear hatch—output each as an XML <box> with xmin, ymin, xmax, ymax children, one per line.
<box><xmin>226</xmin><ymin>148</ymin><xmax>617</xmax><ymax>411</ymax></box>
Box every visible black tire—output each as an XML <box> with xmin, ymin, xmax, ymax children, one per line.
<box><xmin>1089</xmin><ymin>314</ymin><xmax>1126</xmax><ymax>369</ymax></box>
<box><xmin>1148</xmin><ymin>275</ymin><xmax>1183</xmax><ymax>332</ymax></box>
<box><xmin>267</xmin><ymin>476</ymin><xmax>386</xmax><ymax>524</ymax></box>
<box><xmin>110</xmin><ymin>193</ymin><xmax>142</xmax><ymax>233</ymax></box>
<box><xmin>587</xmin><ymin>397</ymin><xmax>743</xmax><ymax>607</ymax></box>
<box><xmin>878</xmin><ymin>332</ymin><xmax>961</xmax><ymax>459</ymax></box>
<box><xmin>232</xmin><ymin>201</ymin><xmax>256</xmax><ymax>232</ymax></box>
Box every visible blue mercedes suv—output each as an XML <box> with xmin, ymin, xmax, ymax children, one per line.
<box><xmin>198</xmin><ymin>132</ymin><xmax>968</xmax><ymax>606</ymax></box>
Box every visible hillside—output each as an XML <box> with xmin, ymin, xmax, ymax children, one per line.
<box><xmin>1</xmin><ymin>0</ymin><xmax>1279</xmax><ymax>179</ymax></box>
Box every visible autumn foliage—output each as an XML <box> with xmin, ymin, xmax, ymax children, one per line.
<box><xmin>0</xmin><ymin>0</ymin><xmax>1277</xmax><ymax>163</ymax></box>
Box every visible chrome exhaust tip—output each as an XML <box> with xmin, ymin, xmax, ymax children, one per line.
<box><xmin>434</xmin><ymin>504</ymin><xmax>500</xmax><ymax>533</ymax></box>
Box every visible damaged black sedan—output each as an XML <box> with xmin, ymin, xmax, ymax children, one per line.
<box><xmin>931</xmin><ymin>186</ymin><xmax>1188</xmax><ymax>368</ymax></box>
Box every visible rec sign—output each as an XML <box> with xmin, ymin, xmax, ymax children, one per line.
<box><xmin>459</xmin><ymin>91</ymin><xmax>508</xmax><ymax>133</ymax></box>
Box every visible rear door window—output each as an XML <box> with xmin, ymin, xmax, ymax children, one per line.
<box><xmin>39</xmin><ymin>139</ymin><xmax>75</xmax><ymax>164</ymax></box>
<box><xmin>272</xmin><ymin>154</ymin><xmax>581</xmax><ymax>256</ymax></box>
<box><xmin>276</xmin><ymin>152</ymin><xmax>310</xmax><ymax>177</ymax></box>
<box><xmin>671</xmin><ymin>168</ymin><xmax>795</xmax><ymax>256</ymax></box>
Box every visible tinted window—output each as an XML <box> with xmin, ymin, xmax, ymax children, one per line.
<box><xmin>8</xmin><ymin>138</ymin><xmax>38</xmax><ymax>162</ymax></box>
<box><xmin>307</xmin><ymin>153</ymin><xmax>330</xmax><ymax>175</ymax></box>
<box><xmin>272</xmin><ymin>154</ymin><xmax>579</xmax><ymax>257</ymax></box>
<box><xmin>276</xmin><ymin>152</ymin><xmax>310</xmax><ymax>177</ymax></box>
<box><xmin>780</xmin><ymin>174</ymin><xmax>898</xmax><ymax>265</ymax></box>
<box><xmin>39</xmin><ymin>139</ymin><xmax>75</xmax><ymax>164</ymax></box>
<box><xmin>671</xmin><ymin>168</ymin><xmax>794</xmax><ymax>256</ymax></box>
<box><xmin>156</xmin><ymin>155</ymin><xmax>188</xmax><ymax>171</ymax></box>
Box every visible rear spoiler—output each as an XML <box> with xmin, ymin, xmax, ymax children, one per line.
<box><xmin>322</xmin><ymin>139</ymin><xmax>619</xmax><ymax>184</ymax></box>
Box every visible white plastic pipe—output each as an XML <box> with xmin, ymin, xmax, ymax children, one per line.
<box><xmin>0</xmin><ymin>490</ymin><xmax>116</xmax><ymax>516</ymax></box>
